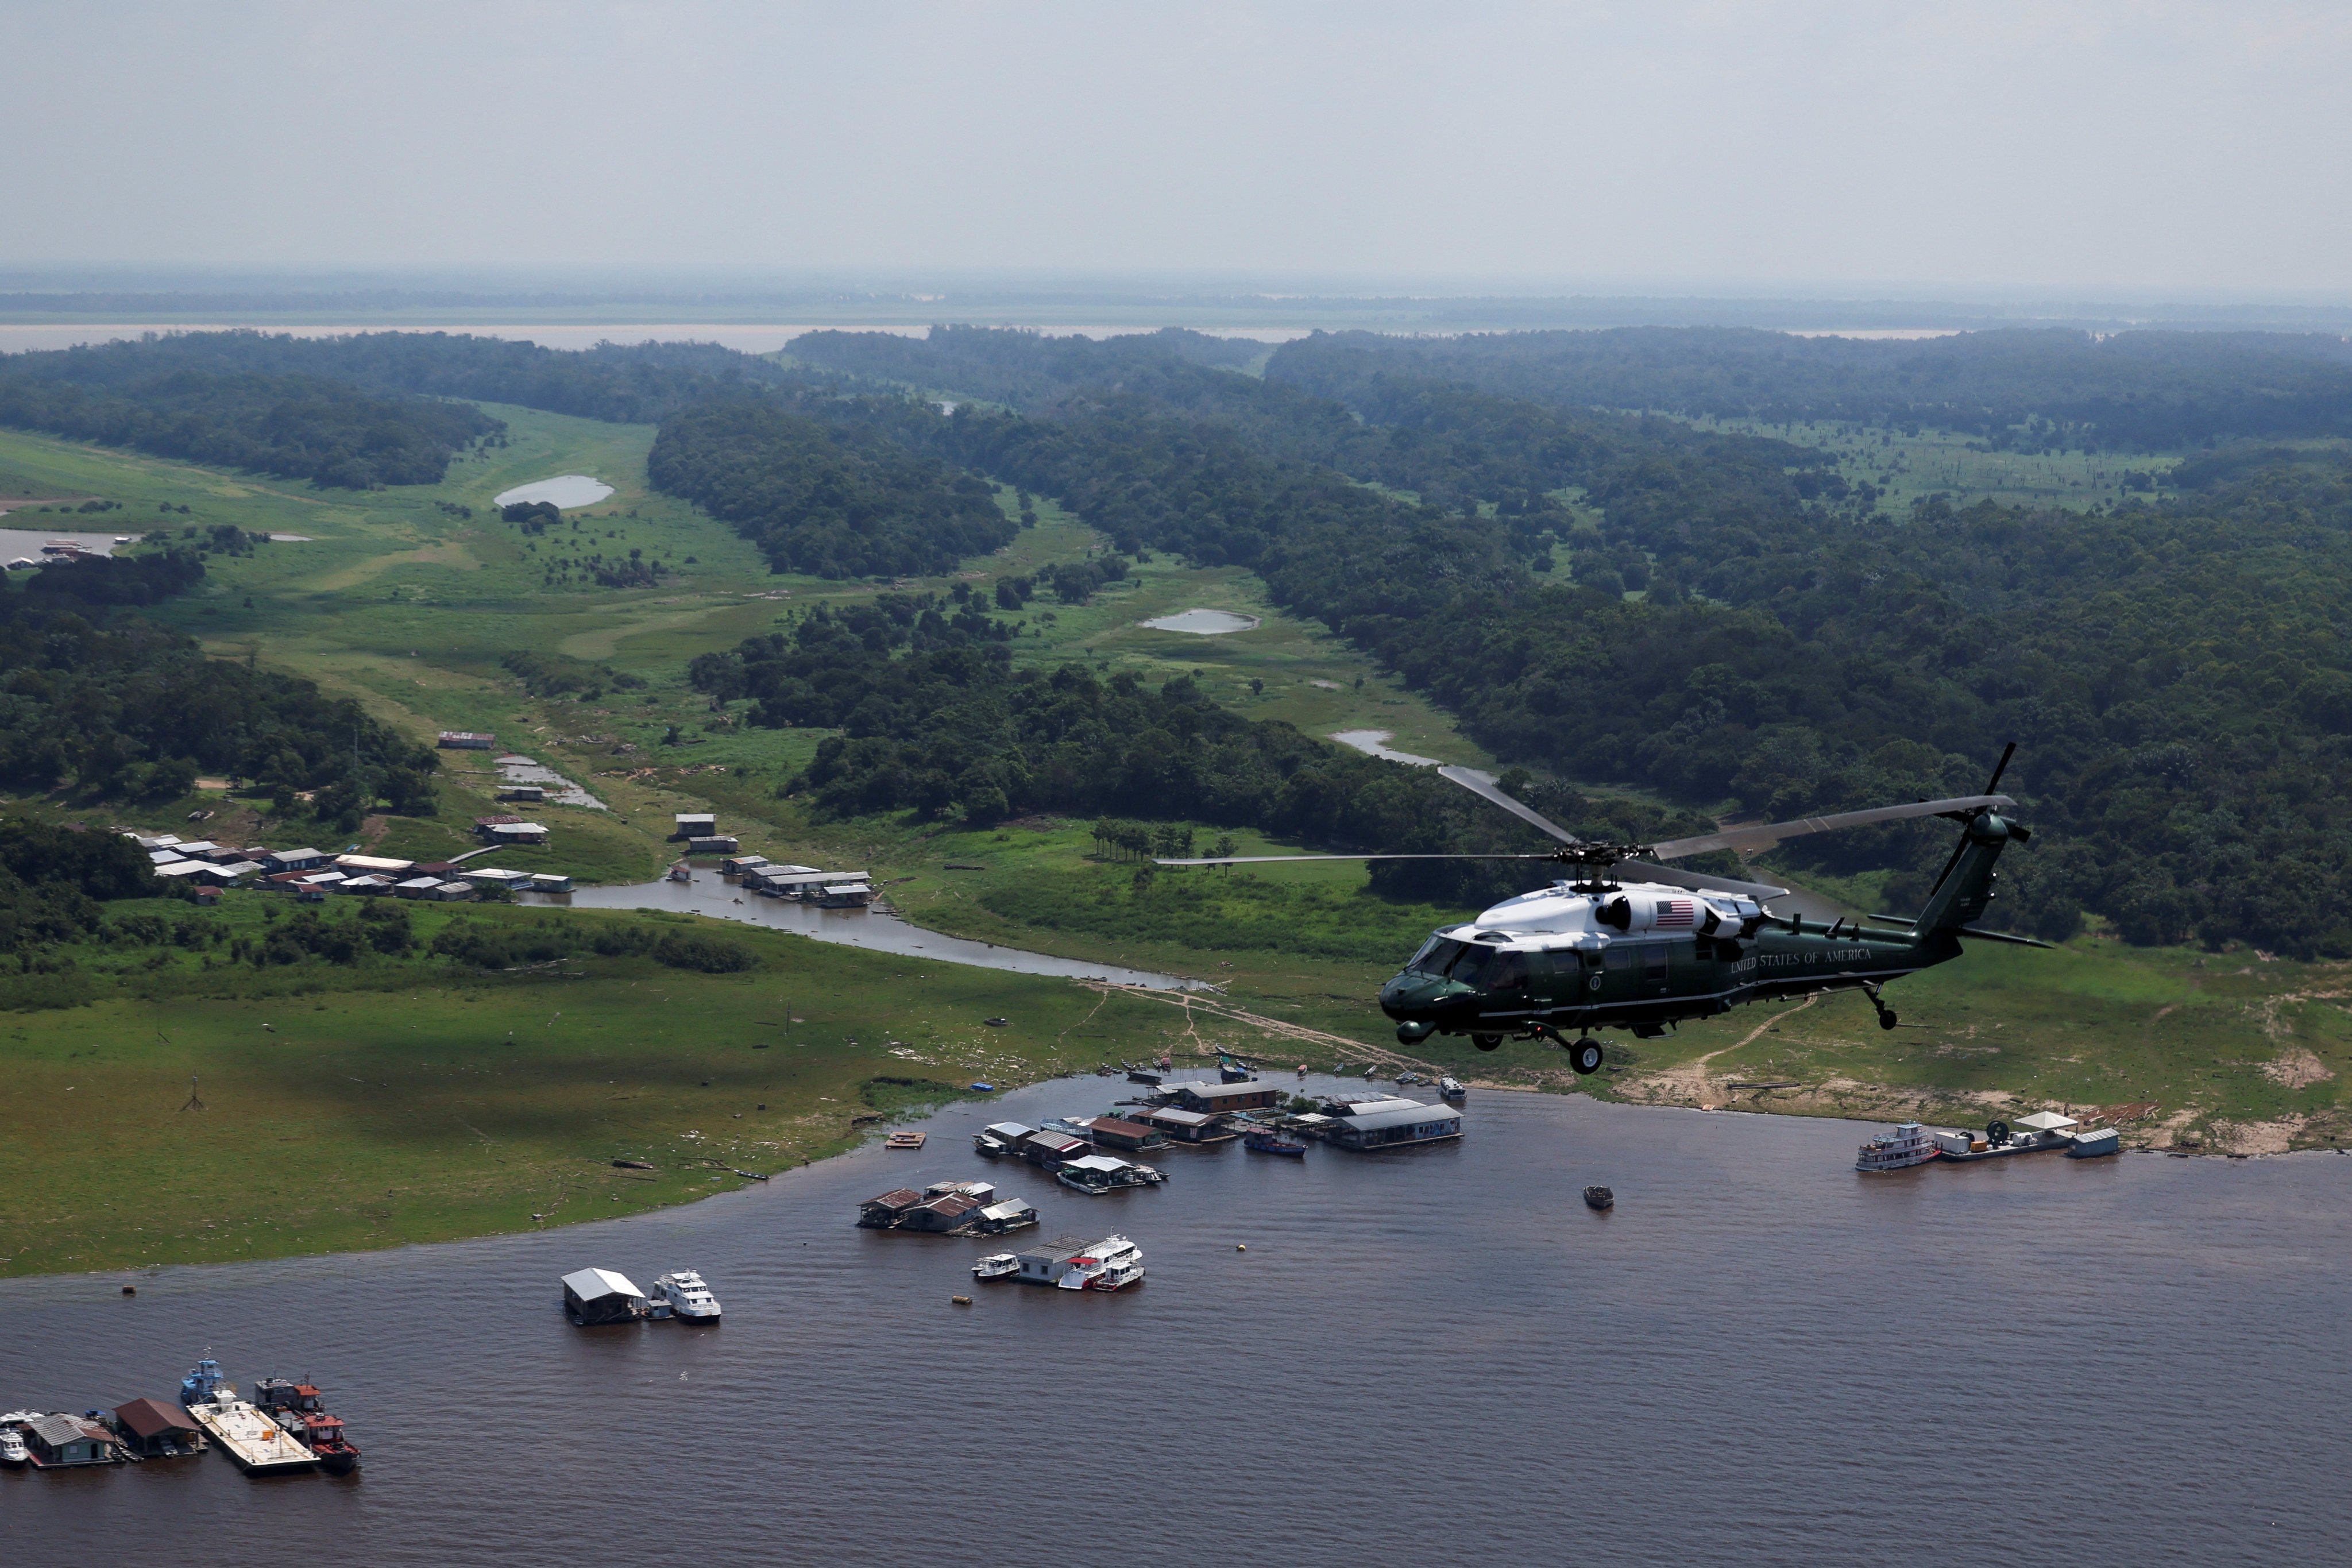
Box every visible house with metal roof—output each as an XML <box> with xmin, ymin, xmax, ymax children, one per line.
<box><xmin>898</xmin><ymin>1192</ymin><xmax>984</xmax><ymax>1233</ymax></box>
<box><xmin>111</xmin><ymin>1397</ymin><xmax>204</xmax><ymax>1457</ymax></box>
<box><xmin>1326</xmin><ymin>1099</ymin><xmax>1463</xmax><ymax>1151</ymax></box>
<box><xmin>561</xmin><ymin>1266</ymin><xmax>648</xmax><ymax>1324</ymax></box>
<box><xmin>1173</xmin><ymin>1080</ymin><xmax>1281</xmax><ymax>1114</ymax></box>
<box><xmin>26</xmin><ymin>1412</ymin><xmax>117</xmax><ymax>1467</ymax></box>
<box><xmin>858</xmin><ymin>1187</ymin><xmax>928</xmax><ymax>1228</ymax></box>
<box><xmin>975</xmin><ymin>1196</ymin><xmax>1038</xmax><ymax>1233</ymax></box>
<box><xmin>1142</xmin><ymin>1106</ymin><xmax>1234</xmax><ymax>1143</ymax></box>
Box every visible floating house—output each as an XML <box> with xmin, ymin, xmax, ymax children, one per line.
<box><xmin>528</xmin><ymin>872</ymin><xmax>574</xmax><ymax>894</ymax></box>
<box><xmin>686</xmin><ymin>834</ymin><xmax>741</xmax><ymax>856</ymax></box>
<box><xmin>1142</xmin><ymin>1106</ymin><xmax>1231</xmax><ymax>1143</ymax></box>
<box><xmin>460</xmin><ymin>867</ymin><xmax>537</xmax><ymax>892</ymax></box>
<box><xmin>25</xmin><ymin>1412</ymin><xmax>117</xmax><ymax>1467</ymax></box>
<box><xmin>925</xmin><ymin>1179</ymin><xmax>997</xmax><ymax>1206</ymax></box>
<box><xmin>815</xmin><ymin>879</ymin><xmax>872</xmax><ymax>908</ymax></box>
<box><xmin>671</xmin><ymin>813</ymin><xmax>717</xmax><ymax>841</ymax></box>
<box><xmin>1326</xmin><ymin>1098</ymin><xmax>1463</xmax><ymax>1151</ymax></box>
<box><xmin>1018</xmin><ymin>1130</ymin><xmax>1091</xmax><ymax>1168</ymax></box>
<box><xmin>110</xmin><ymin>1397</ymin><xmax>204</xmax><ymax>1458</ymax></box>
<box><xmin>975</xmin><ymin>1197</ymin><xmax>1039</xmax><ymax>1233</ymax></box>
<box><xmin>1171</xmin><ymin>1080</ymin><xmax>1282</xmax><ymax>1115</ymax></box>
<box><xmin>721</xmin><ymin>853</ymin><xmax>768</xmax><ymax>875</ymax></box>
<box><xmin>898</xmin><ymin>1192</ymin><xmax>984</xmax><ymax>1233</ymax></box>
<box><xmin>858</xmin><ymin>1188</ymin><xmax>928</xmax><ymax>1228</ymax></box>
<box><xmin>561</xmin><ymin>1266</ymin><xmax>650</xmax><ymax>1324</ymax></box>
<box><xmin>1086</xmin><ymin>1117</ymin><xmax>1167</xmax><ymax>1152</ymax></box>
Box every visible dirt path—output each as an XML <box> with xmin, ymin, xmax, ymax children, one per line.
<box><xmin>1633</xmin><ymin>995</ymin><xmax>1820</xmax><ymax>1103</ymax></box>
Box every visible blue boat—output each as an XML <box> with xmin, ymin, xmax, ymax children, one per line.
<box><xmin>180</xmin><ymin>1356</ymin><xmax>227</xmax><ymax>1408</ymax></box>
<box><xmin>969</xmin><ymin>1082</ymin><xmax>996</xmax><ymax>1093</ymax></box>
<box><xmin>1243</xmin><ymin>1129</ymin><xmax>1306</xmax><ymax>1157</ymax></box>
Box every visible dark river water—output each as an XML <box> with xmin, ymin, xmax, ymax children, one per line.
<box><xmin>5</xmin><ymin>1079</ymin><xmax>2347</xmax><ymax>1563</ymax></box>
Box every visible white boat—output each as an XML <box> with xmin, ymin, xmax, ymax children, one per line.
<box><xmin>1855</xmin><ymin>1120</ymin><xmax>1939</xmax><ymax>1172</ymax></box>
<box><xmin>1439</xmin><ymin>1076</ymin><xmax>1467</xmax><ymax>1101</ymax></box>
<box><xmin>653</xmin><ymin>1270</ymin><xmax>722</xmax><ymax>1322</ymax></box>
<box><xmin>972</xmin><ymin>1253</ymin><xmax>1020</xmax><ymax>1280</ymax></box>
<box><xmin>1057</xmin><ymin>1234</ymin><xmax>1144</xmax><ymax>1291</ymax></box>
<box><xmin>0</xmin><ymin>1426</ymin><xmax>28</xmax><ymax>1467</ymax></box>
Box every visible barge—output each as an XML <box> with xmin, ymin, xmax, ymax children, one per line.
<box><xmin>180</xmin><ymin>1360</ymin><xmax>319</xmax><ymax>1475</ymax></box>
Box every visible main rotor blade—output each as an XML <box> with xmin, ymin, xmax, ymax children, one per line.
<box><xmin>1436</xmin><ymin>766</ymin><xmax>1583</xmax><ymax>845</ymax></box>
<box><xmin>1646</xmin><ymin>794</ymin><xmax>2016</xmax><ymax>860</ymax></box>
<box><xmin>1154</xmin><ymin>853</ymin><xmax>1557</xmax><ymax>867</ymax></box>
<box><xmin>1615</xmin><ymin>859</ymin><xmax>1791</xmax><ymax>902</ymax></box>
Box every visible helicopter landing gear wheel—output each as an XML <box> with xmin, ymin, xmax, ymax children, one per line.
<box><xmin>1569</xmin><ymin>1039</ymin><xmax>1605</xmax><ymax>1076</ymax></box>
<box><xmin>1472</xmin><ymin>1032</ymin><xmax>1504</xmax><ymax>1052</ymax></box>
<box><xmin>1877</xmin><ymin>1010</ymin><xmax>1899</xmax><ymax>1031</ymax></box>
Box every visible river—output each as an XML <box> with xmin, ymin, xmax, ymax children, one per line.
<box><xmin>3</xmin><ymin>1077</ymin><xmax>2345</xmax><ymax>1562</ymax></box>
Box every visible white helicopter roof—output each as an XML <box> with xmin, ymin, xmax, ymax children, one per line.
<box><xmin>1448</xmin><ymin>880</ymin><xmax>1770</xmax><ymax>947</ymax></box>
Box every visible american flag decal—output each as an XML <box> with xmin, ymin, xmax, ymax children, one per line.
<box><xmin>1655</xmin><ymin>899</ymin><xmax>1696</xmax><ymax>928</ymax></box>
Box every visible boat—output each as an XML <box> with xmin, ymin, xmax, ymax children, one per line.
<box><xmin>885</xmin><ymin>1130</ymin><xmax>928</xmax><ymax>1150</ymax></box>
<box><xmin>1055</xmin><ymin>1234</ymin><xmax>1144</xmax><ymax>1291</ymax></box>
<box><xmin>179</xmin><ymin>1360</ymin><xmax>319</xmax><ymax>1474</ymax></box>
<box><xmin>667</xmin><ymin>862</ymin><xmax>690</xmax><ymax>883</ymax></box>
<box><xmin>1219</xmin><ymin>1063</ymin><xmax>1255</xmax><ymax>1084</ymax></box>
<box><xmin>1439</xmin><ymin>1076</ymin><xmax>1467</xmax><ymax>1102</ymax></box>
<box><xmin>251</xmin><ymin>1379</ymin><xmax>361</xmax><ymax>1474</ymax></box>
<box><xmin>1242</xmin><ymin>1129</ymin><xmax>1307</xmax><ymax>1157</ymax></box>
<box><xmin>652</xmin><ymin>1269</ymin><xmax>723</xmax><ymax>1322</ymax></box>
<box><xmin>0</xmin><ymin>1424</ymin><xmax>27</xmax><ymax>1467</ymax></box>
<box><xmin>1584</xmin><ymin>1184</ymin><xmax>1615</xmax><ymax>1210</ymax></box>
<box><xmin>2067</xmin><ymin>1127</ymin><xmax>2122</xmax><ymax>1158</ymax></box>
<box><xmin>1855</xmin><ymin>1121</ymin><xmax>1939</xmax><ymax>1172</ymax></box>
<box><xmin>972</xmin><ymin>1133</ymin><xmax>1007</xmax><ymax>1158</ymax></box>
<box><xmin>972</xmin><ymin>1253</ymin><xmax>1020</xmax><ymax>1280</ymax></box>
<box><xmin>968</xmin><ymin>1082</ymin><xmax>996</xmax><ymax>1093</ymax></box>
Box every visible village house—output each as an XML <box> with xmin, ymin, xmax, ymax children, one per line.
<box><xmin>110</xmin><ymin>1397</ymin><xmax>203</xmax><ymax>1458</ymax></box>
<box><xmin>25</xmin><ymin>1412</ymin><xmax>117</xmax><ymax>1467</ymax></box>
<box><xmin>438</xmin><ymin>731</ymin><xmax>496</xmax><ymax>749</ymax></box>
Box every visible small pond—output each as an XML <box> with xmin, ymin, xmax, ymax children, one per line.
<box><xmin>493</xmin><ymin>474</ymin><xmax>615</xmax><ymax>509</ymax></box>
<box><xmin>1138</xmin><ymin>608</ymin><xmax>1262</xmax><ymax>635</ymax></box>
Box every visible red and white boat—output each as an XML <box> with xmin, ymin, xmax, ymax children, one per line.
<box><xmin>1855</xmin><ymin>1121</ymin><xmax>1938</xmax><ymax>1172</ymax></box>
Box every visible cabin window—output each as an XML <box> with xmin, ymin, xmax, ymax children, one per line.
<box><xmin>1604</xmin><ymin>947</ymin><xmax>1632</xmax><ymax>971</ymax></box>
<box><xmin>1486</xmin><ymin>951</ymin><xmax>1527</xmax><ymax>991</ymax></box>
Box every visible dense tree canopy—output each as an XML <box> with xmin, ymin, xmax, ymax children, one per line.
<box><xmin>647</xmin><ymin>399</ymin><xmax>1017</xmax><ymax>578</ymax></box>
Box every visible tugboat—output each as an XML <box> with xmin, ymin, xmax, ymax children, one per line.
<box><xmin>1855</xmin><ymin>1121</ymin><xmax>1940</xmax><ymax>1172</ymax></box>
<box><xmin>1242</xmin><ymin>1128</ymin><xmax>1307</xmax><ymax>1157</ymax></box>
<box><xmin>180</xmin><ymin>1358</ymin><xmax>319</xmax><ymax>1474</ymax></box>
<box><xmin>971</xmin><ymin>1253</ymin><xmax>1020</xmax><ymax>1280</ymax></box>
<box><xmin>251</xmin><ymin>1379</ymin><xmax>361</xmax><ymax>1474</ymax></box>
<box><xmin>652</xmin><ymin>1270</ymin><xmax>723</xmax><ymax>1322</ymax></box>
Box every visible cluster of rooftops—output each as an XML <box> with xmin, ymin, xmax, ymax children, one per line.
<box><xmin>129</xmin><ymin>833</ymin><xmax>570</xmax><ymax>901</ymax></box>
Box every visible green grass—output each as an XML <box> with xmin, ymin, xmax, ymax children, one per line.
<box><xmin>1676</xmin><ymin>414</ymin><xmax>2184</xmax><ymax>513</ymax></box>
<box><xmin>0</xmin><ymin>899</ymin><xmax>1212</xmax><ymax>1279</ymax></box>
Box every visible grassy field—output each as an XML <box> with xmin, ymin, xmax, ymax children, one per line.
<box><xmin>1677</xmin><ymin>415</ymin><xmax>2182</xmax><ymax>513</ymax></box>
<box><xmin>0</xmin><ymin>898</ymin><xmax>1208</xmax><ymax>1279</ymax></box>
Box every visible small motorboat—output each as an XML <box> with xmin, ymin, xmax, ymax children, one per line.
<box><xmin>972</xmin><ymin>1133</ymin><xmax>1007</xmax><ymax>1158</ymax></box>
<box><xmin>968</xmin><ymin>1082</ymin><xmax>997</xmax><ymax>1093</ymax></box>
<box><xmin>0</xmin><ymin>1425</ymin><xmax>28</xmax><ymax>1467</ymax></box>
<box><xmin>971</xmin><ymin>1253</ymin><xmax>1020</xmax><ymax>1280</ymax></box>
<box><xmin>1439</xmin><ymin>1076</ymin><xmax>1466</xmax><ymax>1102</ymax></box>
<box><xmin>1583</xmin><ymin>1185</ymin><xmax>1615</xmax><ymax>1211</ymax></box>
<box><xmin>1242</xmin><ymin>1129</ymin><xmax>1307</xmax><ymax>1157</ymax></box>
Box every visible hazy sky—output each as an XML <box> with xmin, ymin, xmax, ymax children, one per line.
<box><xmin>5</xmin><ymin>1</ymin><xmax>2347</xmax><ymax>295</ymax></box>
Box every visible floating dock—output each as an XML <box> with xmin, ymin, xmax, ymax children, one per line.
<box><xmin>187</xmin><ymin>1398</ymin><xmax>320</xmax><ymax>1474</ymax></box>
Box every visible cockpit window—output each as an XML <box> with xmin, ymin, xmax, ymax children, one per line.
<box><xmin>1446</xmin><ymin>945</ymin><xmax>1493</xmax><ymax>987</ymax></box>
<box><xmin>1407</xmin><ymin>937</ymin><xmax>1467</xmax><ymax>975</ymax></box>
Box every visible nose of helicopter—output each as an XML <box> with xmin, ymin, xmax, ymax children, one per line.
<box><xmin>1380</xmin><ymin>972</ymin><xmax>1449</xmax><ymax>1021</ymax></box>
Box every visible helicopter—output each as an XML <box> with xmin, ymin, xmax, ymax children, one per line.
<box><xmin>1157</xmin><ymin>744</ymin><xmax>2050</xmax><ymax>1076</ymax></box>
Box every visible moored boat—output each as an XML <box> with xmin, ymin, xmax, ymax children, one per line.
<box><xmin>0</xmin><ymin>1423</ymin><xmax>28</xmax><ymax>1467</ymax></box>
<box><xmin>252</xmin><ymin>1379</ymin><xmax>360</xmax><ymax>1474</ymax></box>
<box><xmin>1583</xmin><ymin>1184</ymin><xmax>1615</xmax><ymax>1211</ymax></box>
<box><xmin>653</xmin><ymin>1269</ymin><xmax>723</xmax><ymax>1322</ymax></box>
<box><xmin>1057</xmin><ymin>1234</ymin><xmax>1144</xmax><ymax>1291</ymax></box>
<box><xmin>1439</xmin><ymin>1076</ymin><xmax>1467</xmax><ymax>1102</ymax></box>
<box><xmin>972</xmin><ymin>1252</ymin><xmax>1020</xmax><ymax>1280</ymax></box>
<box><xmin>1242</xmin><ymin>1129</ymin><xmax>1307</xmax><ymax>1157</ymax></box>
<box><xmin>1855</xmin><ymin>1121</ymin><xmax>1938</xmax><ymax>1172</ymax></box>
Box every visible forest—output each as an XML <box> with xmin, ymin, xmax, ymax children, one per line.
<box><xmin>1265</xmin><ymin>327</ymin><xmax>2352</xmax><ymax>453</ymax></box>
<box><xmin>764</xmin><ymin>325</ymin><xmax>2352</xmax><ymax>954</ymax></box>
<box><xmin>0</xmin><ymin>354</ymin><xmax>501</xmax><ymax>489</ymax></box>
<box><xmin>0</xmin><ymin>597</ymin><xmax>441</xmax><ymax>817</ymax></box>
<box><xmin>647</xmin><ymin>398</ymin><xmax>1017</xmax><ymax>578</ymax></box>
